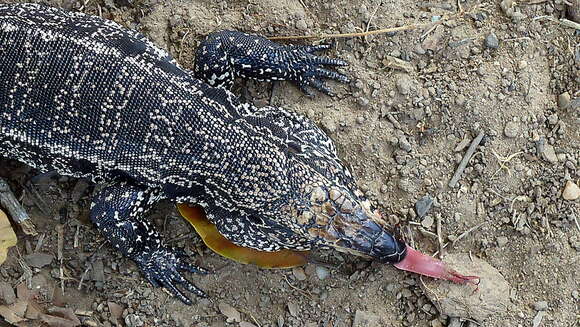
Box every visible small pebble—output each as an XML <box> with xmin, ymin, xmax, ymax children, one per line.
<box><xmin>415</xmin><ymin>195</ymin><xmax>434</xmax><ymax>218</ymax></box>
<box><xmin>558</xmin><ymin>92</ymin><xmax>570</xmax><ymax>109</ymax></box>
<box><xmin>421</xmin><ymin>216</ymin><xmax>434</xmax><ymax>229</ymax></box>
<box><xmin>562</xmin><ymin>181</ymin><xmax>580</xmax><ymax>200</ymax></box>
<box><xmin>541</xmin><ymin>144</ymin><xmax>558</xmax><ymax>163</ymax></box>
<box><xmin>24</xmin><ymin>253</ymin><xmax>54</xmax><ymax>268</ymax></box>
<box><xmin>295</xmin><ymin>19</ymin><xmax>308</xmax><ymax>31</ymax></box>
<box><xmin>218</xmin><ymin>302</ymin><xmax>241</xmax><ymax>323</ymax></box>
<box><xmin>292</xmin><ymin>267</ymin><xmax>307</xmax><ymax>281</ymax></box>
<box><xmin>315</xmin><ymin>266</ymin><xmax>329</xmax><ymax>280</ymax></box>
<box><xmin>496</xmin><ymin>236</ymin><xmax>508</xmax><ymax>247</ymax></box>
<box><xmin>484</xmin><ymin>32</ymin><xmax>499</xmax><ymax>49</ymax></box>
<box><xmin>396</xmin><ymin>75</ymin><xmax>413</xmax><ymax>95</ymax></box>
<box><xmin>353</xmin><ymin>310</ymin><xmax>380</xmax><ymax>327</ymax></box>
<box><xmin>504</xmin><ymin>121</ymin><xmax>519</xmax><ymax>138</ymax></box>
<box><xmin>533</xmin><ymin>300</ymin><xmax>549</xmax><ymax>311</ymax></box>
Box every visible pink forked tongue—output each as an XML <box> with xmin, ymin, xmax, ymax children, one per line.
<box><xmin>394</xmin><ymin>245</ymin><xmax>480</xmax><ymax>285</ymax></box>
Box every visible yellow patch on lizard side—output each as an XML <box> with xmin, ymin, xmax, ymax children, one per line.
<box><xmin>0</xmin><ymin>209</ymin><xmax>17</xmax><ymax>265</ymax></box>
<box><xmin>177</xmin><ymin>204</ymin><xmax>308</xmax><ymax>269</ymax></box>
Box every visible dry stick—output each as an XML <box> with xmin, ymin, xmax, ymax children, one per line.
<box><xmin>0</xmin><ymin>177</ymin><xmax>37</xmax><ymax>235</ymax></box>
<box><xmin>268</xmin><ymin>4</ymin><xmax>481</xmax><ymax>41</ymax></box>
<box><xmin>436</xmin><ymin>214</ymin><xmax>443</xmax><ymax>259</ymax></box>
<box><xmin>268</xmin><ymin>23</ymin><xmax>430</xmax><ymax>41</ymax></box>
<box><xmin>448</xmin><ymin>131</ymin><xmax>485</xmax><ymax>187</ymax></box>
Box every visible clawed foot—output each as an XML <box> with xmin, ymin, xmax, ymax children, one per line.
<box><xmin>132</xmin><ymin>247</ymin><xmax>208</xmax><ymax>305</ymax></box>
<box><xmin>286</xmin><ymin>44</ymin><xmax>350</xmax><ymax>96</ymax></box>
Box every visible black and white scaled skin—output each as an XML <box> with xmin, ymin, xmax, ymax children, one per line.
<box><xmin>0</xmin><ymin>3</ymin><xmax>406</xmax><ymax>304</ymax></box>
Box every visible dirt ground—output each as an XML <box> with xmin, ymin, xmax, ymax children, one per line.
<box><xmin>1</xmin><ymin>0</ymin><xmax>579</xmax><ymax>326</ymax></box>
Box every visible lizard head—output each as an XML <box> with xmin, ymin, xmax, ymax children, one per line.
<box><xmin>282</xmin><ymin>124</ymin><xmax>406</xmax><ymax>264</ymax></box>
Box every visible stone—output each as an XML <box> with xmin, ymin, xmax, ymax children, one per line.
<box><xmin>532</xmin><ymin>300</ymin><xmax>549</xmax><ymax>311</ymax></box>
<box><xmin>496</xmin><ymin>236</ymin><xmax>508</xmax><ymax>247</ymax></box>
<box><xmin>218</xmin><ymin>302</ymin><xmax>240</xmax><ymax>323</ymax></box>
<box><xmin>396</xmin><ymin>74</ymin><xmax>413</xmax><ymax>95</ymax></box>
<box><xmin>415</xmin><ymin>195</ymin><xmax>434</xmax><ymax>218</ymax></box>
<box><xmin>558</xmin><ymin>92</ymin><xmax>570</xmax><ymax>109</ymax></box>
<box><xmin>353</xmin><ymin>310</ymin><xmax>380</xmax><ymax>327</ymax></box>
<box><xmin>421</xmin><ymin>253</ymin><xmax>510</xmax><ymax>322</ymax></box>
<box><xmin>315</xmin><ymin>266</ymin><xmax>329</xmax><ymax>280</ymax></box>
<box><xmin>24</xmin><ymin>253</ymin><xmax>53</xmax><ymax>268</ymax></box>
<box><xmin>504</xmin><ymin>121</ymin><xmax>519</xmax><ymax>138</ymax></box>
<box><xmin>562</xmin><ymin>181</ymin><xmax>580</xmax><ymax>200</ymax></box>
<box><xmin>484</xmin><ymin>33</ymin><xmax>499</xmax><ymax>49</ymax></box>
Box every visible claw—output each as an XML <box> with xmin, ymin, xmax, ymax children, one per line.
<box><xmin>132</xmin><ymin>247</ymin><xmax>208</xmax><ymax>305</ymax></box>
<box><xmin>315</xmin><ymin>68</ymin><xmax>350</xmax><ymax>83</ymax></box>
<box><xmin>309</xmin><ymin>79</ymin><xmax>334</xmax><ymax>96</ymax></box>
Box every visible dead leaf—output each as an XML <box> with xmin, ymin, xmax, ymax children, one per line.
<box><xmin>0</xmin><ymin>209</ymin><xmax>17</xmax><ymax>265</ymax></box>
<box><xmin>218</xmin><ymin>302</ymin><xmax>241</xmax><ymax>323</ymax></box>
<box><xmin>107</xmin><ymin>302</ymin><xmax>124</xmax><ymax>323</ymax></box>
<box><xmin>0</xmin><ymin>300</ymin><xmax>28</xmax><ymax>324</ymax></box>
<box><xmin>40</xmin><ymin>307</ymin><xmax>81</xmax><ymax>327</ymax></box>
<box><xmin>382</xmin><ymin>55</ymin><xmax>415</xmax><ymax>73</ymax></box>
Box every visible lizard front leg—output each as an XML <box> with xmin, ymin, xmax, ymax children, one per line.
<box><xmin>194</xmin><ymin>30</ymin><xmax>349</xmax><ymax>95</ymax></box>
<box><xmin>90</xmin><ymin>181</ymin><xmax>207</xmax><ymax>305</ymax></box>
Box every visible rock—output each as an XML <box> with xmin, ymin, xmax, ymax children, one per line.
<box><xmin>287</xmin><ymin>302</ymin><xmax>299</xmax><ymax>317</ymax></box>
<box><xmin>541</xmin><ymin>144</ymin><xmax>558</xmax><ymax>163</ymax></box>
<box><xmin>398</xmin><ymin>135</ymin><xmax>412</xmax><ymax>152</ymax></box>
<box><xmin>24</xmin><ymin>253</ymin><xmax>53</xmax><ymax>268</ymax></box>
<box><xmin>455</xmin><ymin>94</ymin><xmax>466</xmax><ymax>107</ymax></box>
<box><xmin>415</xmin><ymin>195</ymin><xmax>434</xmax><ymax>218</ymax></box>
<box><xmin>421</xmin><ymin>216</ymin><xmax>434</xmax><ymax>229</ymax></box>
<box><xmin>218</xmin><ymin>302</ymin><xmax>241</xmax><ymax>323</ymax></box>
<box><xmin>353</xmin><ymin>310</ymin><xmax>380</xmax><ymax>327</ymax></box>
<box><xmin>124</xmin><ymin>314</ymin><xmax>144</xmax><ymax>327</ymax></box>
<box><xmin>496</xmin><ymin>236</ymin><xmax>508</xmax><ymax>247</ymax></box>
<box><xmin>562</xmin><ymin>181</ymin><xmax>580</xmax><ymax>200</ymax></box>
<box><xmin>532</xmin><ymin>311</ymin><xmax>545</xmax><ymax>327</ymax></box>
<box><xmin>0</xmin><ymin>281</ymin><xmax>16</xmax><ymax>305</ymax></box>
<box><xmin>240</xmin><ymin>322</ymin><xmax>257</xmax><ymax>327</ymax></box>
<box><xmin>292</xmin><ymin>267</ymin><xmax>307</xmax><ymax>281</ymax></box>
<box><xmin>558</xmin><ymin>92</ymin><xmax>570</xmax><ymax>109</ymax></box>
<box><xmin>421</xmin><ymin>253</ymin><xmax>510</xmax><ymax>322</ymax></box>
<box><xmin>448</xmin><ymin>317</ymin><xmax>462</xmax><ymax>327</ymax></box>
<box><xmin>396</xmin><ymin>74</ymin><xmax>413</xmax><ymax>95</ymax></box>
<box><xmin>315</xmin><ymin>266</ymin><xmax>329</xmax><ymax>280</ymax></box>
<box><xmin>484</xmin><ymin>33</ymin><xmax>499</xmax><ymax>49</ymax></box>
<box><xmin>295</xmin><ymin>19</ymin><xmax>308</xmax><ymax>31</ymax></box>
<box><xmin>504</xmin><ymin>121</ymin><xmax>519</xmax><ymax>138</ymax></box>
<box><xmin>532</xmin><ymin>300</ymin><xmax>549</xmax><ymax>311</ymax></box>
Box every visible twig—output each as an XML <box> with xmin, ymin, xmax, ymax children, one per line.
<box><xmin>448</xmin><ymin>131</ymin><xmax>485</xmax><ymax>187</ymax></box>
<box><xmin>364</xmin><ymin>4</ymin><xmax>381</xmax><ymax>42</ymax></box>
<box><xmin>268</xmin><ymin>23</ymin><xmax>429</xmax><ymax>40</ymax></box>
<box><xmin>452</xmin><ymin>222</ymin><xmax>485</xmax><ymax>245</ymax></box>
<box><xmin>436</xmin><ymin>214</ymin><xmax>443</xmax><ymax>259</ymax></box>
<box><xmin>0</xmin><ymin>177</ymin><xmax>37</xmax><ymax>235</ymax></box>
<box><xmin>268</xmin><ymin>3</ymin><xmax>481</xmax><ymax>40</ymax></box>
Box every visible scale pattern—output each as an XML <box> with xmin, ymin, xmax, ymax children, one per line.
<box><xmin>0</xmin><ymin>3</ymin><xmax>406</xmax><ymax>304</ymax></box>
